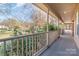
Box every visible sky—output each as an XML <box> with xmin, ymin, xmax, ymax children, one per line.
<box><xmin>0</xmin><ymin>3</ymin><xmax>35</xmax><ymax>22</ymax></box>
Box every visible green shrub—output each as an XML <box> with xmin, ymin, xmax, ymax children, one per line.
<box><xmin>43</xmin><ymin>23</ymin><xmax>60</xmax><ymax>31</ymax></box>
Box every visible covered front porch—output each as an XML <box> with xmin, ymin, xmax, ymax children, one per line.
<box><xmin>0</xmin><ymin>3</ymin><xmax>79</xmax><ymax>56</ymax></box>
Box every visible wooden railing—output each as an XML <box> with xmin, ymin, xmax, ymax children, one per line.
<box><xmin>0</xmin><ymin>32</ymin><xmax>47</xmax><ymax>56</ymax></box>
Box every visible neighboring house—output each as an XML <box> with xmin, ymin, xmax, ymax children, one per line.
<box><xmin>0</xmin><ymin>25</ymin><xmax>8</xmax><ymax>29</ymax></box>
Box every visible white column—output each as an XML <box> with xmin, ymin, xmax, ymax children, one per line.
<box><xmin>46</xmin><ymin>8</ymin><xmax>49</xmax><ymax>46</ymax></box>
<box><xmin>74</xmin><ymin>10</ymin><xmax>79</xmax><ymax>48</ymax></box>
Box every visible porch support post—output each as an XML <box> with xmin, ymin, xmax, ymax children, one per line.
<box><xmin>58</xmin><ymin>18</ymin><xmax>60</xmax><ymax>36</ymax></box>
<box><xmin>46</xmin><ymin>8</ymin><xmax>49</xmax><ymax>47</ymax></box>
<box><xmin>72</xmin><ymin>21</ymin><xmax>74</xmax><ymax>36</ymax></box>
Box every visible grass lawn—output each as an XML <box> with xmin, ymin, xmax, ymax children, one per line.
<box><xmin>0</xmin><ymin>31</ymin><xmax>14</xmax><ymax>39</ymax></box>
<box><xmin>0</xmin><ymin>31</ymin><xmax>14</xmax><ymax>55</ymax></box>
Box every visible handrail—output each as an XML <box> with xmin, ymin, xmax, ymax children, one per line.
<box><xmin>0</xmin><ymin>31</ymin><xmax>60</xmax><ymax>56</ymax></box>
<box><xmin>0</xmin><ymin>32</ymin><xmax>47</xmax><ymax>56</ymax></box>
<box><xmin>0</xmin><ymin>32</ymin><xmax>48</xmax><ymax>42</ymax></box>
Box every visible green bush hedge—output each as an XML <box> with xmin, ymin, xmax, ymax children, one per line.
<box><xmin>43</xmin><ymin>23</ymin><xmax>60</xmax><ymax>31</ymax></box>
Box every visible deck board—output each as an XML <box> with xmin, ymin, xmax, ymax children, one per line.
<box><xmin>40</xmin><ymin>32</ymin><xmax>79</xmax><ymax>56</ymax></box>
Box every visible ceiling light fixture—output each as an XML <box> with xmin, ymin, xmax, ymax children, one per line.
<box><xmin>64</xmin><ymin>10</ymin><xmax>70</xmax><ymax>14</ymax></box>
<box><xmin>64</xmin><ymin>11</ymin><xmax>67</xmax><ymax>14</ymax></box>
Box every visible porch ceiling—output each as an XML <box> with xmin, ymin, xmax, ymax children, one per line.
<box><xmin>45</xmin><ymin>3</ymin><xmax>77</xmax><ymax>23</ymax></box>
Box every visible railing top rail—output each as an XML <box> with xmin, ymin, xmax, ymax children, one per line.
<box><xmin>0</xmin><ymin>32</ymin><xmax>48</xmax><ymax>42</ymax></box>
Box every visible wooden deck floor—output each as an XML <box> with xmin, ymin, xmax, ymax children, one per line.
<box><xmin>40</xmin><ymin>31</ymin><xmax>79</xmax><ymax>56</ymax></box>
